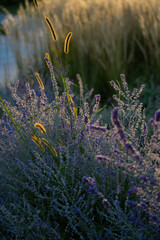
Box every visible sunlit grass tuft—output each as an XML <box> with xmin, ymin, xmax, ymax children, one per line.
<box><xmin>2</xmin><ymin>0</ymin><xmax>160</xmax><ymax>100</ymax></box>
<box><xmin>35</xmin><ymin>72</ymin><xmax>45</xmax><ymax>90</ymax></box>
<box><xmin>34</xmin><ymin>122</ymin><xmax>46</xmax><ymax>134</ymax></box>
<box><xmin>45</xmin><ymin>16</ymin><xmax>58</xmax><ymax>41</ymax></box>
<box><xmin>64</xmin><ymin>32</ymin><xmax>72</xmax><ymax>54</ymax></box>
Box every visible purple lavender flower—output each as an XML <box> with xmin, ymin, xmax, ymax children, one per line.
<box><xmin>110</xmin><ymin>81</ymin><xmax>119</xmax><ymax>91</ymax></box>
<box><xmin>95</xmin><ymin>155</ymin><xmax>111</xmax><ymax>162</ymax></box>
<box><xmin>82</xmin><ymin>176</ymin><xmax>96</xmax><ymax>187</ymax></box>
<box><xmin>90</xmin><ymin>124</ymin><xmax>107</xmax><ymax>133</ymax></box>
<box><xmin>128</xmin><ymin>182</ymin><xmax>137</xmax><ymax>197</ymax></box>
<box><xmin>120</xmin><ymin>74</ymin><xmax>128</xmax><ymax>90</ymax></box>
<box><xmin>95</xmin><ymin>94</ymin><xmax>101</xmax><ymax>103</ymax></box>
<box><xmin>120</xmin><ymin>74</ymin><xmax>126</xmax><ymax>81</ymax></box>
<box><xmin>111</xmin><ymin>107</ymin><xmax>126</xmax><ymax>143</ymax></box>
<box><xmin>127</xmin><ymin>200</ymin><xmax>137</xmax><ymax>207</ymax></box>
<box><xmin>125</xmin><ymin>143</ymin><xmax>135</xmax><ymax>154</ymax></box>
<box><xmin>150</xmin><ymin>215</ymin><xmax>158</xmax><ymax>222</ymax></box>
<box><xmin>44</xmin><ymin>57</ymin><xmax>52</xmax><ymax>68</ymax></box>
<box><xmin>143</xmin><ymin>122</ymin><xmax>147</xmax><ymax>132</ymax></box>
<box><xmin>84</xmin><ymin>115</ymin><xmax>88</xmax><ymax>125</ymax></box>
<box><xmin>125</xmin><ymin>142</ymin><xmax>141</xmax><ymax>162</ymax></box>
<box><xmin>149</xmin><ymin>118</ymin><xmax>154</xmax><ymax>125</ymax></box>
<box><xmin>140</xmin><ymin>175</ymin><xmax>149</xmax><ymax>183</ymax></box>
<box><xmin>155</xmin><ymin>109</ymin><xmax>160</xmax><ymax>122</ymax></box>
<box><xmin>117</xmin><ymin>129</ymin><xmax>126</xmax><ymax>143</ymax></box>
<box><xmin>114</xmin><ymin>149</ymin><xmax>121</xmax><ymax>154</ymax></box>
<box><xmin>102</xmin><ymin>198</ymin><xmax>110</xmax><ymax>209</ymax></box>
<box><xmin>112</xmin><ymin>107</ymin><xmax>120</xmax><ymax>125</ymax></box>
<box><xmin>111</xmin><ymin>108</ymin><xmax>127</xmax><ymax>144</ymax></box>
<box><xmin>88</xmin><ymin>187</ymin><xmax>99</xmax><ymax>195</ymax></box>
<box><xmin>157</xmin><ymin>192</ymin><xmax>160</xmax><ymax>200</ymax></box>
<box><xmin>82</xmin><ymin>176</ymin><xmax>99</xmax><ymax>195</ymax></box>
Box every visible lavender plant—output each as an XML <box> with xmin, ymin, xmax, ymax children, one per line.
<box><xmin>0</xmin><ymin>3</ymin><xmax>159</xmax><ymax>239</ymax></box>
<box><xmin>0</xmin><ymin>52</ymin><xmax>159</xmax><ymax>239</ymax></box>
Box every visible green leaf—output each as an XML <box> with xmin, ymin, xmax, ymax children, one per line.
<box><xmin>56</xmin><ymin>137</ymin><xmax>66</xmax><ymax>147</ymax></box>
<box><xmin>90</xmin><ymin>105</ymin><xmax>107</xmax><ymax>117</ymax></box>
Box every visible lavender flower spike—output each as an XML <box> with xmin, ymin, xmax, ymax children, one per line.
<box><xmin>90</xmin><ymin>124</ymin><xmax>107</xmax><ymax>133</ymax></box>
<box><xmin>111</xmin><ymin>107</ymin><xmax>122</xmax><ymax>129</ymax></box>
<box><xmin>112</xmin><ymin>107</ymin><xmax>126</xmax><ymax>144</ymax></box>
<box><xmin>120</xmin><ymin>74</ymin><xmax>128</xmax><ymax>90</ymax></box>
<box><xmin>82</xmin><ymin>177</ymin><xmax>99</xmax><ymax>195</ymax></box>
<box><xmin>96</xmin><ymin>155</ymin><xmax>111</xmax><ymax>162</ymax></box>
<box><xmin>102</xmin><ymin>198</ymin><xmax>110</xmax><ymax>211</ymax></box>
<box><xmin>125</xmin><ymin>142</ymin><xmax>141</xmax><ymax>163</ymax></box>
<box><xmin>155</xmin><ymin>109</ymin><xmax>160</xmax><ymax>122</ymax></box>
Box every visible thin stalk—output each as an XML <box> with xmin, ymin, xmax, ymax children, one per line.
<box><xmin>61</xmin><ymin>73</ymin><xmax>73</xmax><ymax>131</ymax></box>
<box><xmin>0</xmin><ymin>96</ymin><xmax>28</xmax><ymax>147</ymax></box>
<box><xmin>0</xmin><ymin>96</ymin><xmax>36</xmax><ymax>160</ymax></box>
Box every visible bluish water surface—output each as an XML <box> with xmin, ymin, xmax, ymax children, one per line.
<box><xmin>0</xmin><ymin>13</ymin><xmax>26</xmax><ymax>88</ymax></box>
<box><xmin>0</xmin><ymin>34</ymin><xmax>18</xmax><ymax>87</ymax></box>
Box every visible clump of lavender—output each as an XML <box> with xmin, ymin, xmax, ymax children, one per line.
<box><xmin>0</xmin><ymin>58</ymin><xmax>159</xmax><ymax>240</ymax></box>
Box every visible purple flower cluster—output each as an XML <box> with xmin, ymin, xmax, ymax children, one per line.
<box><xmin>95</xmin><ymin>155</ymin><xmax>111</xmax><ymax>162</ymax></box>
<box><xmin>82</xmin><ymin>176</ymin><xmax>99</xmax><ymax>195</ymax></box>
<box><xmin>0</xmin><ymin>68</ymin><xmax>160</xmax><ymax>239</ymax></box>
<box><xmin>111</xmin><ymin>107</ymin><xmax>126</xmax><ymax>143</ymax></box>
<box><xmin>155</xmin><ymin>109</ymin><xmax>160</xmax><ymax>122</ymax></box>
<box><xmin>111</xmin><ymin>107</ymin><xmax>141</xmax><ymax>162</ymax></box>
<box><xmin>82</xmin><ymin>176</ymin><xmax>111</xmax><ymax>213</ymax></box>
<box><xmin>90</xmin><ymin>124</ymin><xmax>107</xmax><ymax>133</ymax></box>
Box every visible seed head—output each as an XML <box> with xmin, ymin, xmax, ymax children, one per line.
<box><xmin>42</xmin><ymin>138</ymin><xmax>58</xmax><ymax>157</ymax></box>
<box><xmin>31</xmin><ymin>135</ymin><xmax>45</xmax><ymax>152</ymax></box>
<box><xmin>64</xmin><ymin>32</ymin><xmax>72</xmax><ymax>54</ymax></box>
<box><xmin>34</xmin><ymin>123</ymin><xmax>46</xmax><ymax>134</ymax></box>
<box><xmin>35</xmin><ymin>72</ymin><xmax>44</xmax><ymax>90</ymax></box>
<box><xmin>45</xmin><ymin>17</ymin><xmax>57</xmax><ymax>41</ymax></box>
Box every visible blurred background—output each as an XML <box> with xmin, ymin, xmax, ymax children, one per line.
<box><xmin>0</xmin><ymin>0</ymin><xmax>30</xmax><ymax>93</ymax></box>
<box><xmin>0</xmin><ymin>0</ymin><xmax>160</xmax><ymax>117</ymax></box>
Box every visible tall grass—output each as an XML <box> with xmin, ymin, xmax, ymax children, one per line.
<box><xmin>2</xmin><ymin>0</ymin><xmax>160</xmax><ymax>101</ymax></box>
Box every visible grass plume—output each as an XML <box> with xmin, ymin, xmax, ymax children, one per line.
<box><xmin>41</xmin><ymin>138</ymin><xmax>58</xmax><ymax>157</ymax></box>
<box><xmin>64</xmin><ymin>32</ymin><xmax>72</xmax><ymax>54</ymax></box>
<box><xmin>45</xmin><ymin>16</ymin><xmax>57</xmax><ymax>41</ymax></box>
<box><xmin>35</xmin><ymin>72</ymin><xmax>44</xmax><ymax>90</ymax></box>
<box><xmin>34</xmin><ymin>123</ymin><xmax>46</xmax><ymax>134</ymax></box>
<box><xmin>31</xmin><ymin>134</ymin><xmax>45</xmax><ymax>152</ymax></box>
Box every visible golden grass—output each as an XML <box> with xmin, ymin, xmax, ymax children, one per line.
<box><xmin>34</xmin><ymin>122</ymin><xmax>46</xmax><ymax>134</ymax></box>
<box><xmin>2</xmin><ymin>0</ymin><xmax>160</xmax><ymax>95</ymax></box>
<box><xmin>35</xmin><ymin>72</ymin><xmax>44</xmax><ymax>90</ymax></box>
<box><xmin>64</xmin><ymin>32</ymin><xmax>72</xmax><ymax>54</ymax></box>
<box><xmin>41</xmin><ymin>138</ymin><xmax>58</xmax><ymax>156</ymax></box>
<box><xmin>31</xmin><ymin>134</ymin><xmax>45</xmax><ymax>152</ymax></box>
<box><xmin>45</xmin><ymin>17</ymin><xmax>57</xmax><ymax>41</ymax></box>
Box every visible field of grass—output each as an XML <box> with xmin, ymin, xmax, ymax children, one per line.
<box><xmin>0</xmin><ymin>0</ymin><xmax>160</xmax><ymax>239</ymax></box>
<box><xmin>1</xmin><ymin>0</ymin><xmax>160</xmax><ymax>102</ymax></box>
